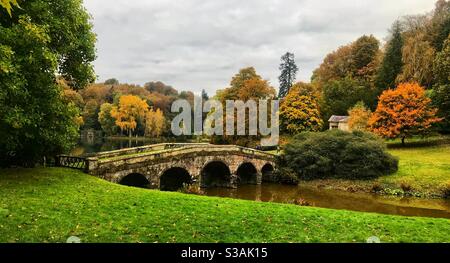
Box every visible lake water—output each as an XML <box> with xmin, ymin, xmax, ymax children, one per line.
<box><xmin>203</xmin><ymin>184</ymin><xmax>450</xmax><ymax>219</ymax></box>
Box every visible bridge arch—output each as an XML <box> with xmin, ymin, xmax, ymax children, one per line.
<box><xmin>119</xmin><ymin>173</ymin><xmax>150</xmax><ymax>189</ymax></box>
<box><xmin>201</xmin><ymin>160</ymin><xmax>232</xmax><ymax>188</ymax></box>
<box><xmin>236</xmin><ymin>162</ymin><xmax>258</xmax><ymax>185</ymax></box>
<box><xmin>160</xmin><ymin>167</ymin><xmax>191</xmax><ymax>191</ymax></box>
<box><xmin>261</xmin><ymin>163</ymin><xmax>275</xmax><ymax>182</ymax></box>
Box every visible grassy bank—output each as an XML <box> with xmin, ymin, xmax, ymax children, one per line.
<box><xmin>0</xmin><ymin>168</ymin><xmax>449</xmax><ymax>243</ymax></box>
<box><xmin>298</xmin><ymin>142</ymin><xmax>450</xmax><ymax>198</ymax></box>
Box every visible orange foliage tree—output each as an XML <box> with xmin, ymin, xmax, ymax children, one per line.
<box><xmin>111</xmin><ymin>95</ymin><xmax>149</xmax><ymax>137</ymax></box>
<box><xmin>369</xmin><ymin>83</ymin><xmax>441</xmax><ymax>144</ymax></box>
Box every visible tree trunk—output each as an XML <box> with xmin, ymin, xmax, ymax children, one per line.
<box><xmin>401</xmin><ymin>136</ymin><xmax>405</xmax><ymax>145</ymax></box>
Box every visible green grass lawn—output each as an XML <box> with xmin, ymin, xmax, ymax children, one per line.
<box><xmin>382</xmin><ymin>144</ymin><xmax>450</xmax><ymax>195</ymax></box>
<box><xmin>270</xmin><ymin>136</ymin><xmax>450</xmax><ymax>197</ymax></box>
<box><xmin>0</xmin><ymin>168</ymin><xmax>449</xmax><ymax>243</ymax></box>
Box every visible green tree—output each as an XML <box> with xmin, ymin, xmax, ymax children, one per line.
<box><xmin>98</xmin><ymin>103</ymin><xmax>117</xmax><ymax>136</ymax></box>
<box><xmin>428</xmin><ymin>0</ymin><xmax>450</xmax><ymax>52</ymax></box>
<box><xmin>0</xmin><ymin>1</ymin><xmax>96</xmax><ymax>166</ymax></box>
<box><xmin>432</xmin><ymin>35</ymin><xmax>450</xmax><ymax>132</ymax></box>
<box><xmin>375</xmin><ymin>21</ymin><xmax>404</xmax><ymax>91</ymax></box>
<box><xmin>82</xmin><ymin>100</ymin><xmax>100</xmax><ymax>129</ymax></box>
<box><xmin>431</xmin><ymin>85</ymin><xmax>450</xmax><ymax>133</ymax></box>
<box><xmin>321</xmin><ymin>77</ymin><xmax>375</xmax><ymax>125</ymax></box>
<box><xmin>201</xmin><ymin>89</ymin><xmax>209</xmax><ymax>101</ymax></box>
<box><xmin>11</xmin><ymin>0</ymin><xmax>97</xmax><ymax>89</ymax></box>
<box><xmin>278</xmin><ymin>52</ymin><xmax>299</xmax><ymax>98</ymax></box>
<box><xmin>104</xmin><ymin>78</ymin><xmax>119</xmax><ymax>85</ymax></box>
<box><xmin>433</xmin><ymin>35</ymin><xmax>450</xmax><ymax>85</ymax></box>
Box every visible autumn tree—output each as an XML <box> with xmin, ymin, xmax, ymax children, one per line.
<box><xmin>212</xmin><ymin>67</ymin><xmax>276</xmax><ymax>146</ymax></box>
<box><xmin>0</xmin><ymin>0</ymin><xmax>18</xmax><ymax>16</ymax></box>
<box><xmin>81</xmin><ymin>84</ymin><xmax>112</xmax><ymax>105</ymax></box>
<box><xmin>59</xmin><ymin>78</ymin><xmax>85</xmax><ymax>110</ymax></box>
<box><xmin>280</xmin><ymin>83</ymin><xmax>323</xmax><ymax>134</ymax></box>
<box><xmin>369</xmin><ymin>83</ymin><xmax>441</xmax><ymax>144</ymax></box>
<box><xmin>278</xmin><ymin>52</ymin><xmax>299</xmax><ymax>98</ymax></box>
<box><xmin>313</xmin><ymin>35</ymin><xmax>380</xmax><ymax>116</ymax></box>
<box><xmin>145</xmin><ymin>81</ymin><xmax>178</xmax><ymax>96</ymax></box>
<box><xmin>375</xmin><ymin>21</ymin><xmax>404</xmax><ymax>92</ymax></box>
<box><xmin>98</xmin><ymin>103</ymin><xmax>117</xmax><ymax>136</ymax></box>
<box><xmin>0</xmin><ymin>0</ymin><xmax>96</xmax><ymax>166</ymax></box>
<box><xmin>111</xmin><ymin>95</ymin><xmax>149</xmax><ymax>137</ymax></box>
<box><xmin>350</xmin><ymin>35</ymin><xmax>381</xmax><ymax>83</ymax></box>
<box><xmin>348</xmin><ymin>102</ymin><xmax>372</xmax><ymax>131</ymax></box>
<box><xmin>312</xmin><ymin>44</ymin><xmax>353</xmax><ymax>89</ymax></box>
<box><xmin>145</xmin><ymin>108</ymin><xmax>166</xmax><ymax>138</ymax></box>
<box><xmin>313</xmin><ymin>35</ymin><xmax>380</xmax><ymax>85</ymax></box>
<box><xmin>397</xmin><ymin>33</ymin><xmax>435</xmax><ymax>88</ymax></box>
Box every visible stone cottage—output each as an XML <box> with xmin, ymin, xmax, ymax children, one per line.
<box><xmin>328</xmin><ymin>115</ymin><xmax>349</xmax><ymax>131</ymax></box>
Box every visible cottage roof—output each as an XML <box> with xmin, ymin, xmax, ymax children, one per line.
<box><xmin>328</xmin><ymin>115</ymin><xmax>349</xmax><ymax>123</ymax></box>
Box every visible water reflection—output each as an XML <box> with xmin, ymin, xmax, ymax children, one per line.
<box><xmin>204</xmin><ymin>184</ymin><xmax>450</xmax><ymax>219</ymax></box>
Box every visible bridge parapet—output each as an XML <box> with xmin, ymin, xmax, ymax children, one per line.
<box><xmin>84</xmin><ymin>143</ymin><xmax>211</xmax><ymax>160</ymax></box>
<box><xmin>57</xmin><ymin>144</ymin><xmax>277</xmax><ymax>189</ymax></box>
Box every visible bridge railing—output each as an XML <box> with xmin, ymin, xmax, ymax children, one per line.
<box><xmin>56</xmin><ymin>155</ymin><xmax>87</xmax><ymax>170</ymax></box>
<box><xmin>56</xmin><ymin>143</ymin><xmax>276</xmax><ymax>174</ymax></box>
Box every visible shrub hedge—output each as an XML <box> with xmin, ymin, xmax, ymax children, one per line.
<box><xmin>277</xmin><ymin>130</ymin><xmax>398</xmax><ymax>180</ymax></box>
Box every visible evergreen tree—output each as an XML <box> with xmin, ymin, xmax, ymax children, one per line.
<box><xmin>105</xmin><ymin>78</ymin><xmax>119</xmax><ymax>85</ymax></box>
<box><xmin>278</xmin><ymin>52</ymin><xmax>298</xmax><ymax>98</ymax></box>
<box><xmin>375</xmin><ymin>21</ymin><xmax>404</xmax><ymax>91</ymax></box>
<box><xmin>201</xmin><ymin>89</ymin><xmax>209</xmax><ymax>101</ymax></box>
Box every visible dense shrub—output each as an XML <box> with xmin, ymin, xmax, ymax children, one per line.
<box><xmin>277</xmin><ymin>130</ymin><xmax>398</xmax><ymax>180</ymax></box>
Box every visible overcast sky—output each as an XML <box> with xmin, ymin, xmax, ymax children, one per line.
<box><xmin>83</xmin><ymin>0</ymin><xmax>435</xmax><ymax>95</ymax></box>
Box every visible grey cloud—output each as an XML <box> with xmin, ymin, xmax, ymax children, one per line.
<box><xmin>84</xmin><ymin>0</ymin><xmax>435</xmax><ymax>94</ymax></box>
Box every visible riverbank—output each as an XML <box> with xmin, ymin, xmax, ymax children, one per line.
<box><xmin>269</xmin><ymin>136</ymin><xmax>450</xmax><ymax>199</ymax></box>
<box><xmin>298</xmin><ymin>142</ymin><xmax>450</xmax><ymax>198</ymax></box>
<box><xmin>0</xmin><ymin>168</ymin><xmax>449</xmax><ymax>243</ymax></box>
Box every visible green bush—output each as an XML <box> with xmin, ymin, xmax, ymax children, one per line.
<box><xmin>278</xmin><ymin>130</ymin><xmax>398</xmax><ymax>180</ymax></box>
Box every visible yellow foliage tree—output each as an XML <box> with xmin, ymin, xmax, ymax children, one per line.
<box><xmin>0</xmin><ymin>0</ymin><xmax>19</xmax><ymax>16</ymax></box>
<box><xmin>348</xmin><ymin>102</ymin><xmax>372</xmax><ymax>131</ymax></box>
<box><xmin>145</xmin><ymin>108</ymin><xmax>166</xmax><ymax>138</ymax></box>
<box><xmin>280</xmin><ymin>84</ymin><xmax>323</xmax><ymax>134</ymax></box>
<box><xmin>111</xmin><ymin>95</ymin><xmax>149</xmax><ymax>137</ymax></box>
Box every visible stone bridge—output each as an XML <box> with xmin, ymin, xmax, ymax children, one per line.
<box><xmin>63</xmin><ymin>143</ymin><xmax>277</xmax><ymax>191</ymax></box>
